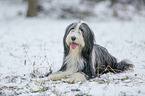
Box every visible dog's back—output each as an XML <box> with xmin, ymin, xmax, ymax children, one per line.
<box><xmin>93</xmin><ymin>44</ymin><xmax>133</xmax><ymax>76</ymax></box>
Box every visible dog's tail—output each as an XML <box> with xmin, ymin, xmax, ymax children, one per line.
<box><xmin>114</xmin><ymin>60</ymin><xmax>134</xmax><ymax>73</ymax></box>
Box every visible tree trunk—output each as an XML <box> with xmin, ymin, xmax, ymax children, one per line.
<box><xmin>110</xmin><ymin>0</ymin><xmax>117</xmax><ymax>7</ymax></box>
<box><xmin>27</xmin><ymin>0</ymin><xmax>38</xmax><ymax>17</ymax></box>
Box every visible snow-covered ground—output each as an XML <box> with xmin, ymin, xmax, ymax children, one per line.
<box><xmin>0</xmin><ymin>1</ymin><xmax>145</xmax><ymax>96</ymax></box>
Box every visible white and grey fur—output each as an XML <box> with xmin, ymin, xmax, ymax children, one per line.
<box><xmin>48</xmin><ymin>21</ymin><xmax>133</xmax><ymax>83</ymax></box>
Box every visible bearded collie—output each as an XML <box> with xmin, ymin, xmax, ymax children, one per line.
<box><xmin>48</xmin><ymin>21</ymin><xmax>133</xmax><ymax>83</ymax></box>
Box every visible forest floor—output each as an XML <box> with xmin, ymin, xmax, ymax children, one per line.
<box><xmin>0</xmin><ymin>1</ymin><xmax>145</xmax><ymax>96</ymax></box>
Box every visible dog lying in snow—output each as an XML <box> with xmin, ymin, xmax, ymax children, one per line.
<box><xmin>48</xmin><ymin>21</ymin><xmax>133</xmax><ymax>83</ymax></box>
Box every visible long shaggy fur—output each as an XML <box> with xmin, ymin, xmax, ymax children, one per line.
<box><xmin>48</xmin><ymin>21</ymin><xmax>133</xmax><ymax>82</ymax></box>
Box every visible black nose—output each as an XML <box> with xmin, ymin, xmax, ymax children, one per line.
<box><xmin>71</xmin><ymin>36</ymin><xmax>76</xmax><ymax>41</ymax></box>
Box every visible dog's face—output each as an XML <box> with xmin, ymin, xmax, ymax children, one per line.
<box><xmin>66</xmin><ymin>27</ymin><xmax>85</xmax><ymax>50</ymax></box>
<box><xmin>63</xmin><ymin>21</ymin><xmax>94</xmax><ymax>56</ymax></box>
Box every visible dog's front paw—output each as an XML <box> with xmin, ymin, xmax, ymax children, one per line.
<box><xmin>69</xmin><ymin>72</ymin><xmax>87</xmax><ymax>83</ymax></box>
<box><xmin>48</xmin><ymin>72</ymin><xmax>66</xmax><ymax>80</ymax></box>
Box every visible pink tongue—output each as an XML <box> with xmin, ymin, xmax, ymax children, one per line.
<box><xmin>71</xmin><ymin>43</ymin><xmax>77</xmax><ymax>49</ymax></box>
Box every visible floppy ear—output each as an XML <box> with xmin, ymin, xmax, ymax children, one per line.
<box><xmin>80</xmin><ymin>23</ymin><xmax>95</xmax><ymax>59</ymax></box>
<box><xmin>63</xmin><ymin>23</ymin><xmax>77</xmax><ymax>56</ymax></box>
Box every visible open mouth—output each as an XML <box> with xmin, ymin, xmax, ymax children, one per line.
<box><xmin>70</xmin><ymin>42</ymin><xmax>78</xmax><ymax>49</ymax></box>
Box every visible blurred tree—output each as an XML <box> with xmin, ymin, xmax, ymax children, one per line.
<box><xmin>27</xmin><ymin>0</ymin><xmax>38</xmax><ymax>17</ymax></box>
<box><xmin>110</xmin><ymin>0</ymin><xmax>117</xmax><ymax>6</ymax></box>
<box><xmin>143</xmin><ymin>0</ymin><xmax>145</xmax><ymax>4</ymax></box>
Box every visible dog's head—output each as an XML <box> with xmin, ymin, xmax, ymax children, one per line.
<box><xmin>63</xmin><ymin>21</ymin><xmax>94</xmax><ymax>56</ymax></box>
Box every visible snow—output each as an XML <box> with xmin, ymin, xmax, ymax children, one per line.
<box><xmin>0</xmin><ymin>0</ymin><xmax>145</xmax><ymax>96</ymax></box>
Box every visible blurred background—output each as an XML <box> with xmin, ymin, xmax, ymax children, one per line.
<box><xmin>0</xmin><ymin>0</ymin><xmax>145</xmax><ymax>21</ymax></box>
